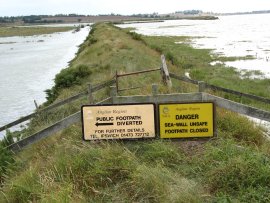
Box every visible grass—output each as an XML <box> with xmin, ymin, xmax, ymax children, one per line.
<box><xmin>1</xmin><ymin>22</ymin><xmax>270</xmax><ymax>202</ymax></box>
<box><xmin>141</xmin><ymin>35</ymin><xmax>270</xmax><ymax>110</ymax></box>
<box><xmin>1</xmin><ymin>109</ymin><xmax>269</xmax><ymax>202</ymax></box>
<box><xmin>0</xmin><ymin>26</ymin><xmax>74</xmax><ymax>37</ymax></box>
<box><xmin>142</xmin><ymin>35</ymin><xmax>270</xmax><ymax>97</ymax></box>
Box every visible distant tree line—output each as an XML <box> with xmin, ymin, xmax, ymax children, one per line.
<box><xmin>175</xmin><ymin>10</ymin><xmax>202</xmax><ymax>15</ymax></box>
<box><xmin>22</xmin><ymin>15</ymin><xmax>63</xmax><ymax>23</ymax></box>
<box><xmin>0</xmin><ymin>16</ymin><xmax>20</xmax><ymax>23</ymax></box>
<box><xmin>131</xmin><ymin>13</ymin><xmax>160</xmax><ymax>18</ymax></box>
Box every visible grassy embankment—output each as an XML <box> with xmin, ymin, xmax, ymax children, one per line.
<box><xmin>1</xmin><ymin>23</ymin><xmax>270</xmax><ymax>202</ymax></box>
<box><xmin>0</xmin><ymin>26</ymin><xmax>74</xmax><ymax>37</ymax></box>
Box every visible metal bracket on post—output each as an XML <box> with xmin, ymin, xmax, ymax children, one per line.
<box><xmin>110</xmin><ymin>86</ymin><xmax>117</xmax><ymax>104</ymax></box>
<box><xmin>198</xmin><ymin>81</ymin><xmax>206</xmax><ymax>93</ymax></box>
<box><xmin>87</xmin><ymin>83</ymin><xmax>94</xmax><ymax>104</ymax></box>
<box><xmin>160</xmin><ymin>55</ymin><xmax>172</xmax><ymax>89</ymax></box>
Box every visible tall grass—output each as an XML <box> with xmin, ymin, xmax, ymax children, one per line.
<box><xmin>2</xmin><ymin>112</ymin><xmax>268</xmax><ymax>202</ymax></box>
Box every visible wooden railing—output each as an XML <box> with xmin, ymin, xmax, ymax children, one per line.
<box><xmin>170</xmin><ymin>73</ymin><xmax>270</xmax><ymax>104</ymax></box>
<box><xmin>8</xmin><ymin>84</ymin><xmax>270</xmax><ymax>151</ymax></box>
<box><xmin>0</xmin><ymin>78</ymin><xmax>116</xmax><ymax>133</ymax></box>
<box><xmin>4</xmin><ymin>55</ymin><xmax>270</xmax><ymax>152</ymax></box>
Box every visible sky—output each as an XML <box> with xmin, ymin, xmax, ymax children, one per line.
<box><xmin>0</xmin><ymin>0</ymin><xmax>270</xmax><ymax>16</ymax></box>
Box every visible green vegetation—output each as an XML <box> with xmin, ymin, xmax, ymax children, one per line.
<box><xmin>0</xmin><ymin>26</ymin><xmax>74</xmax><ymax>37</ymax></box>
<box><xmin>45</xmin><ymin>64</ymin><xmax>92</xmax><ymax>104</ymax></box>
<box><xmin>142</xmin><ymin>35</ymin><xmax>270</xmax><ymax>97</ymax></box>
<box><xmin>141</xmin><ymin>35</ymin><xmax>270</xmax><ymax>110</ymax></box>
<box><xmin>1</xmin><ymin>23</ymin><xmax>270</xmax><ymax>202</ymax></box>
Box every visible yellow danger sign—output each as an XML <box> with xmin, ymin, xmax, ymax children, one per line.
<box><xmin>82</xmin><ymin>104</ymin><xmax>156</xmax><ymax>140</ymax></box>
<box><xmin>159</xmin><ymin>103</ymin><xmax>215</xmax><ymax>138</ymax></box>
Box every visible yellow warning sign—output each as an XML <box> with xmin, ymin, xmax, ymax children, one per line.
<box><xmin>159</xmin><ymin>103</ymin><xmax>215</xmax><ymax>138</ymax></box>
<box><xmin>82</xmin><ymin>104</ymin><xmax>156</xmax><ymax>140</ymax></box>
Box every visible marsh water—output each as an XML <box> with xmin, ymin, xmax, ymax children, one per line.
<box><xmin>119</xmin><ymin>14</ymin><xmax>270</xmax><ymax>134</ymax></box>
<box><xmin>0</xmin><ymin>26</ymin><xmax>90</xmax><ymax>137</ymax></box>
<box><xmin>119</xmin><ymin>14</ymin><xmax>270</xmax><ymax>77</ymax></box>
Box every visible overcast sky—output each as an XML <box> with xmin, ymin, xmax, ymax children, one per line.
<box><xmin>0</xmin><ymin>0</ymin><xmax>270</xmax><ymax>16</ymax></box>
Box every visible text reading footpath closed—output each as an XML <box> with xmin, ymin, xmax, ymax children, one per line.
<box><xmin>159</xmin><ymin>103</ymin><xmax>215</xmax><ymax>138</ymax></box>
<box><xmin>82</xmin><ymin>104</ymin><xmax>156</xmax><ymax>140</ymax></box>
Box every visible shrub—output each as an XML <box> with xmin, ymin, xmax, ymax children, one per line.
<box><xmin>45</xmin><ymin>65</ymin><xmax>92</xmax><ymax>104</ymax></box>
<box><xmin>54</xmin><ymin>65</ymin><xmax>91</xmax><ymax>89</ymax></box>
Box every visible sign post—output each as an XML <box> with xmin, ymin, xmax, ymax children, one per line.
<box><xmin>82</xmin><ymin>104</ymin><xmax>156</xmax><ymax>140</ymax></box>
<box><xmin>159</xmin><ymin>102</ymin><xmax>215</xmax><ymax>138</ymax></box>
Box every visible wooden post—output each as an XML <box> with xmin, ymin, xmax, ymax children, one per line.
<box><xmin>110</xmin><ymin>86</ymin><xmax>117</xmax><ymax>104</ymax></box>
<box><xmin>198</xmin><ymin>81</ymin><xmax>206</xmax><ymax>92</ymax></box>
<box><xmin>34</xmin><ymin>100</ymin><xmax>38</xmax><ymax>110</ymax></box>
<box><xmin>87</xmin><ymin>83</ymin><xmax>94</xmax><ymax>104</ymax></box>
<box><xmin>115</xmin><ymin>70</ymin><xmax>119</xmax><ymax>93</ymax></box>
<box><xmin>160</xmin><ymin>55</ymin><xmax>172</xmax><ymax>89</ymax></box>
<box><xmin>110</xmin><ymin>86</ymin><xmax>117</xmax><ymax>97</ymax></box>
<box><xmin>239</xmin><ymin>93</ymin><xmax>243</xmax><ymax>103</ymax></box>
<box><xmin>152</xmin><ymin>84</ymin><xmax>158</xmax><ymax>96</ymax></box>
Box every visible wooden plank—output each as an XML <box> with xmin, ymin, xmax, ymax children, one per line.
<box><xmin>8</xmin><ymin>112</ymin><xmax>81</xmax><ymax>152</ymax></box>
<box><xmin>203</xmin><ymin>93</ymin><xmax>270</xmax><ymax>122</ymax></box>
<box><xmin>170</xmin><ymin>72</ymin><xmax>270</xmax><ymax>104</ymax></box>
<box><xmin>0</xmin><ymin>79</ymin><xmax>115</xmax><ymax>132</ymax></box>
<box><xmin>40</xmin><ymin>91</ymin><xmax>88</xmax><ymax>112</ymax></box>
<box><xmin>161</xmin><ymin>55</ymin><xmax>172</xmax><ymax>88</ymax></box>
<box><xmin>118</xmin><ymin>86</ymin><xmax>142</xmax><ymax>92</ymax></box>
<box><xmin>0</xmin><ymin>113</ymin><xmax>35</xmax><ymax>132</ymax></box>
<box><xmin>8</xmin><ymin>97</ymin><xmax>112</xmax><ymax>152</ymax></box>
<box><xmin>113</xmin><ymin>93</ymin><xmax>203</xmax><ymax>104</ymax></box>
<box><xmin>0</xmin><ymin>91</ymin><xmax>87</xmax><ymax>133</ymax></box>
<box><xmin>206</xmin><ymin>84</ymin><xmax>270</xmax><ymax>104</ymax></box>
<box><xmin>169</xmin><ymin>73</ymin><xmax>199</xmax><ymax>85</ymax></box>
<box><xmin>91</xmin><ymin>79</ymin><xmax>116</xmax><ymax>92</ymax></box>
<box><xmin>117</xmin><ymin>68</ymin><xmax>160</xmax><ymax>77</ymax></box>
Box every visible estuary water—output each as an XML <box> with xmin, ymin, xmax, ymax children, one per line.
<box><xmin>119</xmin><ymin>14</ymin><xmax>270</xmax><ymax>77</ymax></box>
<box><xmin>0</xmin><ymin>26</ymin><xmax>90</xmax><ymax>137</ymax></box>
<box><xmin>119</xmin><ymin>14</ymin><xmax>270</xmax><ymax>134</ymax></box>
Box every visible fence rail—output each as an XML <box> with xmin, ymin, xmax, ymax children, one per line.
<box><xmin>205</xmin><ymin>83</ymin><xmax>270</xmax><ymax>104</ymax></box>
<box><xmin>8</xmin><ymin>97</ymin><xmax>112</xmax><ymax>151</ymax></box>
<box><xmin>0</xmin><ymin>78</ymin><xmax>116</xmax><ymax>133</ymax></box>
<box><xmin>170</xmin><ymin>72</ymin><xmax>270</xmax><ymax>104</ymax></box>
<box><xmin>8</xmin><ymin>87</ymin><xmax>270</xmax><ymax>152</ymax></box>
<box><xmin>3</xmin><ymin>55</ymin><xmax>270</xmax><ymax>152</ymax></box>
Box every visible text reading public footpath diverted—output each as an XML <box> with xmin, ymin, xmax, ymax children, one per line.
<box><xmin>82</xmin><ymin>104</ymin><xmax>156</xmax><ymax>140</ymax></box>
<box><xmin>94</xmin><ymin>115</ymin><xmax>146</xmax><ymax>139</ymax></box>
